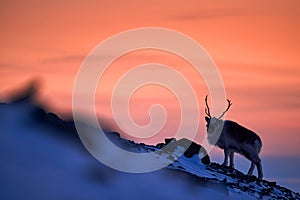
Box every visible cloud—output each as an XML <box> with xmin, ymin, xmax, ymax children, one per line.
<box><xmin>0</xmin><ymin>62</ymin><xmax>32</xmax><ymax>72</ymax></box>
<box><xmin>39</xmin><ymin>53</ymin><xmax>123</xmax><ymax>65</ymax></box>
<box><xmin>221</xmin><ymin>61</ymin><xmax>300</xmax><ymax>77</ymax></box>
<box><xmin>166</xmin><ymin>8</ymin><xmax>266</xmax><ymax>21</ymax></box>
<box><xmin>40</xmin><ymin>55</ymin><xmax>85</xmax><ymax>64</ymax></box>
<box><xmin>165</xmin><ymin>1</ymin><xmax>299</xmax><ymax>21</ymax></box>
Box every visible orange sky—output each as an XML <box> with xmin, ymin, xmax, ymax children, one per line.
<box><xmin>0</xmin><ymin>0</ymin><xmax>300</xmax><ymax>156</ymax></box>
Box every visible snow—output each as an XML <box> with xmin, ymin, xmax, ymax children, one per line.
<box><xmin>0</xmin><ymin>101</ymin><xmax>231</xmax><ymax>199</ymax></box>
<box><xmin>0</xmin><ymin>99</ymin><xmax>299</xmax><ymax>200</ymax></box>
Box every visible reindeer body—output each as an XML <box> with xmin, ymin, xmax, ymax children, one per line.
<box><xmin>204</xmin><ymin>96</ymin><xmax>263</xmax><ymax>180</ymax></box>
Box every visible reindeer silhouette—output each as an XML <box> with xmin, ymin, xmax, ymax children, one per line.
<box><xmin>204</xmin><ymin>96</ymin><xmax>263</xmax><ymax>180</ymax></box>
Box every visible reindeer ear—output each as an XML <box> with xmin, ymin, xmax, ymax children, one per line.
<box><xmin>205</xmin><ymin>116</ymin><xmax>210</xmax><ymax>123</ymax></box>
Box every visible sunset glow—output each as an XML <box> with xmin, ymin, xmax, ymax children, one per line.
<box><xmin>1</xmin><ymin>0</ymin><xmax>299</xmax><ymax>158</ymax></box>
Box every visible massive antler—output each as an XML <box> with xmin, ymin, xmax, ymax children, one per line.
<box><xmin>205</xmin><ymin>95</ymin><xmax>211</xmax><ymax>118</ymax></box>
<box><xmin>218</xmin><ymin>99</ymin><xmax>232</xmax><ymax>119</ymax></box>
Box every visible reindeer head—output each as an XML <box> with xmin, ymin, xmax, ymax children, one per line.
<box><xmin>204</xmin><ymin>95</ymin><xmax>232</xmax><ymax>133</ymax></box>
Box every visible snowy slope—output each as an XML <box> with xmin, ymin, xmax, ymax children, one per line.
<box><xmin>104</xmin><ymin>130</ymin><xmax>300</xmax><ymax>199</ymax></box>
<box><xmin>0</xmin><ymin>95</ymin><xmax>299</xmax><ymax>200</ymax></box>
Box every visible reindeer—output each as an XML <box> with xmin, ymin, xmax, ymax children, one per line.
<box><xmin>204</xmin><ymin>96</ymin><xmax>263</xmax><ymax>180</ymax></box>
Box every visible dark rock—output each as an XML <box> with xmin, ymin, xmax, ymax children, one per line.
<box><xmin>164</xmin><ymin>138</ymin><xmax>176</xmax><ymax>144</ymax></box>
<box><xmin>155</xmin><ymin>143</ymin><xmax>165</xmax><ymax>148</ymax></box>
<box><xmin>201</xmin><ymin>155</ymin><xmax>210</xmax><ymax>165</ymax></box>
<box><xmin>161</xmin><ymin>138</ymin><xmax>210</xmax><ymax>165</ymax></box>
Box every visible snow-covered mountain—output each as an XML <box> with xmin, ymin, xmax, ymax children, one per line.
<box><xmin>0</xmin><ymin>91</ymin><xmax>299</xmax><ymax>200</ymax></box>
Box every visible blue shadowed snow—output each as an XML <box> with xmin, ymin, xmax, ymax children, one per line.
<box><xmin>0</xmin><ymin>95</ymin><xmax>299</xmax><ymax>199</ymax></box>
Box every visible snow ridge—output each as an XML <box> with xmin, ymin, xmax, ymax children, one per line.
<box><xmin>108</xmin><ymin>132</ymin><xmax>300</xmax><ymax>199</ymax></box>
<box><xmin>1</xmin><ymin>90</ymin><xmax>299</xmax><ymax>199</ymax></box>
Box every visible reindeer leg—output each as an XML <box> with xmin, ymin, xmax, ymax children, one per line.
<box><xmin>247</xmin><ymin>162</ymin><xmax>255</xmax><ymax>176</ymax></box>
<box><xmin>256</xmin><ymin>161</ymin><xmax>263</xmax><ymax>180</ymax></box>
<box><xmin>222</xmin><ymin>149</ymin><xmax>228</xmax><ymax>166</ymax></box>
<box><xmin>229</xmin><ymin>152</ymin><xmax>234</xmax><ymax>168</ymax></box>
<box><xmin>247</xmin><ymin>155</ymin><xmax>263</xmax><ymax>180</ymax></box>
